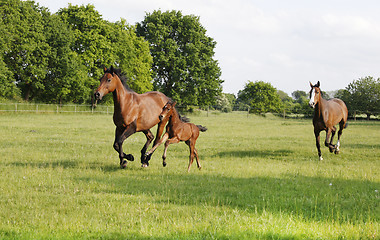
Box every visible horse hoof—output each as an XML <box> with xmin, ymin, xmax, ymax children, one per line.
<box><xmin>141</xmin><ymin>163</ymin><xmax>149</xmax><ymax>168</ymax></box>
<box><xmin>163</xmin><ymin>162</ymin><xmax>167</xmax><ymax>167</ymax></box>
<box><xmin>126</xmin><ymin>154</ymin><xmax>134</xmax><ymax>161</ymax></box>
<box><xmin>120</xmin><ymin>160</ymin><xmax>128</xmax><ymax>168</ymax></box>
<box><xmin>319</xmin><ymin>156</ymin><xmax>323</xmax><ymax>161</ymax></box>
<box><xmin>334</xmin><ymin>150</ymin><xmax>340</xmax><ymax>155</ymax></box>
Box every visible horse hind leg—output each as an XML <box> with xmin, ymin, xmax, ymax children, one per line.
<box><xmin>325</xmin><ymin>128</ymin><xmax>336</xmax><ymax>153</ymax></box>
<box><xmin>335</xmin><ymin>121</ymin><xmax>345</xmax><ymax>154</ymax></box>
<box><xmin>186</xmin><ymin>140</ymin><xmax>199</xmax><ymax>172</ymax></box>
<box><xmin>194</xmin><ymin>148</ymin><xmax>201</xmax><ymax>170</ymax></box>
<box><xmin>329</xmin><ymin>126</ymin><xmax>337</xmax><ymax>153</ymax></box>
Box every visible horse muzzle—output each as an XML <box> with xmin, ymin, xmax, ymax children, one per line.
<box><xmin>309</xmin><ymin>102</ymin><xmax>315</xmax><ymax>108</ymax></box>
<box><xmin>94</xmin><ymin>91</ymin><xmax>103</xmax><ymax>100</ymax></box>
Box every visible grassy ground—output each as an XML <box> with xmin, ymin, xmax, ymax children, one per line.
<box><xmin>0</xmin><ymin>112</ymin><xmax>378</xmax><ymax>239</ymax></box>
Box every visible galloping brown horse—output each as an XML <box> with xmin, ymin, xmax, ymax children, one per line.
<box><xmin>309</xmin><ymin>81</ymin><xmax>348</xmax><ymax>160</ymax></box>
<box><xmin>94</xmin><ymin>66</ymin><xmax>170</xmax><ymax>168</ymax></box>
<box><xmin>145</xmin><ymin>101</ymin><xmax>207</xmax><ymax>172</ymax></box>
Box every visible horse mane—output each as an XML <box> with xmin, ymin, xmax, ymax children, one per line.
<box><xmin>166</xmin><ymin>100</ymin><xmax>190</xmax><ymax>123</ymax></box>
<box><xmin>105</xmin><ymin>66</ymin><xmax>134</xmax><ymax>92</ymax></box>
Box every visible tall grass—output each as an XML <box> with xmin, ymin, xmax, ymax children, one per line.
<box><xmin>0</xmin><ymin>112</ymin><xmax>378</xmax><ymax>239</ymax></box>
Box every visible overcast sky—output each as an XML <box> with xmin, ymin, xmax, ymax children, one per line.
<box><xmin>36</xmin><ymin>0</ymin><xmax>380</xmax><ymax>95</ymax></box>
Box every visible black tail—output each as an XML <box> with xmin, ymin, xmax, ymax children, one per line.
<box><xmin>196</xmin><ymin>125</ymin><xmax>207</xmax><ymax>132</ymax></box>
<box><xmin>344</xmin><ymin>122</ymin><xmax>348</xmax><ymax>129</ymax></box>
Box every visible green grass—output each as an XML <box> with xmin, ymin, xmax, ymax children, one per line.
<box><xmin>0</xmin><ymin>112</ymin><xmax>378</xmax><ymax>239</ymax></box>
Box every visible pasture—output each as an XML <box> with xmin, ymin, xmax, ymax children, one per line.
<box><xmin>0</xmin><ymin>112</ymin><xmax>378</xmax><ymax>239</ymax></box>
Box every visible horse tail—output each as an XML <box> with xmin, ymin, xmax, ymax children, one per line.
<box><xmin>196</xmin><ymin>125</ymin><xmax>207</xmax><ymax>132</ymax></box>
<box><xmin>344</xmin><ymin>122</ymin><xmax>348</xmax><ymax>129</ymax></box>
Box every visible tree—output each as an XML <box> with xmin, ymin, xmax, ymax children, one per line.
<box><xmin>237</xmin><ymin>81</ymin><xmax>283</xmax><ymax>114</ymax></box>
<box><xmin>1</xmin><ymin>0</ymin><xmax>50</xmax><ymax>101</ymax></box>
<box><xmin>111</xmin><ymin>20</ymin><xmax>153</xmax><ymax>93</ymax></box>
<box><xmin>345</xmin><ymin>76</ymin><xmax>380</xmax><ymax>119</ymax></box>
<box><xmin>136</xmin><ymin>10</ymin><xmax>223</xmax><ymax>106</ymax></box>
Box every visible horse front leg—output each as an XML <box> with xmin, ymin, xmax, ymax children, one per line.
<box><xmin>140</xmin><ymin>130</ymin><xmax>154</xmax><ymax>167</ymax></box>
<box><xmin>162</xmin><ymin>137</ymin><xmax>180</xmax><ymax>167</ymax></box>
<box><xmin>145</xmin><ymin>132</ymin><xmax>169</xmax><ymax>166</ymax></box>
<box><xmin>314</xmin><ymin>129</ymin><xmax>323</xmax><ymax>160</ymax></box>
<box><xmin>114</xmin><ymin>123</ymin><xmax>136</xmax><ymax>168</ymax></box>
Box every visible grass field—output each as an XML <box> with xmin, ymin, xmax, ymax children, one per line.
<box><xmin>0</xmin><ymin>112</ymin><xmax>378</xmax><ymax>239</ymax></box>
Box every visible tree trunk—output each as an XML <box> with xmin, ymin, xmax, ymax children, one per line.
<box><xmin>366</xmin><ymin>113</ymin><xmax>371</xmax><ymax>121</ymax></box>
<box><xmin>24</xmin><ymin>83</ymin><xmax>31</xmax><ymax>101</ymax></box>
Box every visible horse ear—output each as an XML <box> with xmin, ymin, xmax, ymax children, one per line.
<box><xmin>172</xmin><ymin>101</ymin><xmax>177</xmax><ymax>107</ymax></box>
<box><xmin>104</xmin><ymin>67</ymin><xmax>107</xmax><ymax>73</ymax></box>
<box><xmin>110</xmin><ymin>66</ymin><xmax>114</xmax><ymax>75</ymax></box>
<box><xmin>316</xmin><ymin>81</ymin><xmax>320</xmax><ymax>87</ymax></box>
<box><xmin>309</xmin><ymin>82</ymin><xmax>314</xmax><ymax>88</ymax></box>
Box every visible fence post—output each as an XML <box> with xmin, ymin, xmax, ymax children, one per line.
<box><xmin>247</xmin><ymin>107</ymin><xmax>250</xmax><ymax>118</ymax></box>
<box><xmin>36</xmin><ymin>105</ymin><xmax>38</xmax><ymax>113</ymax></box>
<box><xmin>207</xmin><ymin>106</ymin><xmax>209</xmax><ymax>117</ymax></box>
<box><xmin>15</xmin><ymin>103</ymin><xmax>17</xmax><ymax>112</ymax></box>
<box><xmin>57</xmin><ymin>105</ymin><xmax>59</xmax><ymax>113</ymax></box>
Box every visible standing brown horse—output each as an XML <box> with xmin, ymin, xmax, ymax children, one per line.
<box><xmin>309</xmin><ymin>81</ymin><xmax>348</xmax><ymax>160</ymax></box>
<box><xmin>94</xmin><ymin>66</ymin><xmax>170</xmax><ymax>168</ymax></box>
<box><xmin>145</xmin><ymin>101</ymin><xmax>207</xmax><ymax>172</ymax></box>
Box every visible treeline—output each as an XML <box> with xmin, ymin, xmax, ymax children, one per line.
<box><xmin>215</xmin><ymin>77</ymin><xmax>380</xmax><ymax>119</ymax></box>
<box><xmin>0</xmin><ymin>0</ymin><xmax>154</xmax><ymax>104</ymax></box>
<box><xmin>0</xmin><ymin>1</ymin><xmax>222</xmax><ymax>106</ymax></box>
<box><xmin>1</xmin><ymin>1</ymin><xmax>379</xmax><ymax>118</ymax></box>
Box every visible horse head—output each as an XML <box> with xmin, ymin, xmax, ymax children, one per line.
<box><xmin>309</xmin><ymin>81</ymin><xmax>321</xmax><ymax>108</ymax></box>
<box><xmin>159</xmin><ymin>101</ymin><xmax>176</xmax><ymax>121</ymax></box>
<box><xmin>94</xmin><ymin>66</ymin><xmax>120</xmax><ymax>100</ymax></box>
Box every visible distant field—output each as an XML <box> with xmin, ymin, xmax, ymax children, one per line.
<box><xmin>0</xmin><ymin>112</ymin><xmax>378</xmax><ymax>239</ymax></box>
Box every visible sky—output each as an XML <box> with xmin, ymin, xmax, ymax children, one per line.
<box><xmin>36</xmin><ymin>0</ymin><xmax>380</xmax><ymax>96</ymax></box>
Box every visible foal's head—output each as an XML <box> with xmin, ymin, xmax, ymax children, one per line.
<box><xmin>309</xmin><ymin>81</ymin><xmax>322</xmax><ymax>108</ymax></box>
<box><xmin>159</xmin><ymin>101</ymin><xmax>176</xmax><ymax>121</ymax></box>
<box><xmin>94</xmin><ymin>66</ymin><xmax>121</xmax><ymax>100</ymax></box>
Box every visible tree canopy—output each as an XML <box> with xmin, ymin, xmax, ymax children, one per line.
<box><xmin>0</xmin><ymin>0</ymin><xmax>152</xmax><ymax>103</ymax></box>
<box><xmin>237</xmin><ymin>81</ymin><xmax>283</xmax><ymax>114</ymax></box>
<box><xmin>136</xmin><ymin>10</ymin><xmax>223</xmax><ymax>106</ymax></box>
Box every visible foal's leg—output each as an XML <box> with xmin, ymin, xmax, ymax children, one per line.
<box><xmin>162</xmin><ymin>137</ymin><xmax>180</xmax><ymax>167</ymax></box>
<box><xmin>186</xmin><ymin>140</ymin><xmax>196</xmax><ymax>172</ymax></box>
<box><xmin>145</xmin><ymin>132</ymin><xmax>169</xmax><ymax>166</ymax></box>
<box><xmin>140</xmin><ymin>130</ymin><xmax>154</xmax><ymax>167</ymax></box>
<box><xmin>314</xmin><ymin>129</ymin><xmax>323</xmax><ymax>160</ymax></box>
<box><xmin>194</xmin><ymin>147</ymin><xmax>202</xmax><ymax>170</ymax></box>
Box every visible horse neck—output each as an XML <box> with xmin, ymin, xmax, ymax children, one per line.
<box><xmin>315</xmin><ymin>95</ymin><xmax>327</xmax><ymax>117</ymax></box>
<box><xmin>168</xmin><ymin>108</ymin><xmax>181</xmax><ymax>126</ymax></box>
<box><xmin>112</xmin><ymin>78</ymin><xmax>132</xmax><ymax>110</ymax></box>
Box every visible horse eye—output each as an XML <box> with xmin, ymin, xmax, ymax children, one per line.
<box><xmin>107</xmin><ymin>78</ymin><xmax>111</xmax><ymax>82</ymax></box>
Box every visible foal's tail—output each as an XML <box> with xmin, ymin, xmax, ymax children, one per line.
<box><xmin>196</xmin><ymin>125</ymin><xmax>207</xmax><ymax>132</ymax></box>
<box><xmin>344</xmin><ymin>122</ymin><xmax>348</xmax><ymax>129</ymax></box>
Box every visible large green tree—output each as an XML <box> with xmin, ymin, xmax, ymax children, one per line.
<box><xmin>1</xmin><ymin>0</ymin><xmax>50</xmax><ymax>101</ymax></box>
<box><xmin>237</xmin><ymin>81</ymin><xmax>283</xmax><ymax>114</ymax></box>
<box><xmin>136</xmin><ymin>10</ymin><xmax>223</xmax><ymax>106</ymax></box>
<box><xmin>111</xmin><ymin>20</ymin><xmax>153</xmax><ymax>93</ymax></box>
<box><xmin>338</xmin><ymin>76</ymin><xmax>380</xmax><ymax>119</ymax></box>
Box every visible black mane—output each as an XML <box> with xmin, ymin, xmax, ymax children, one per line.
<box><xmin>105</xmin><ymin>66</ymin><xmax>133</xmax><ymax>92</ymax></box>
